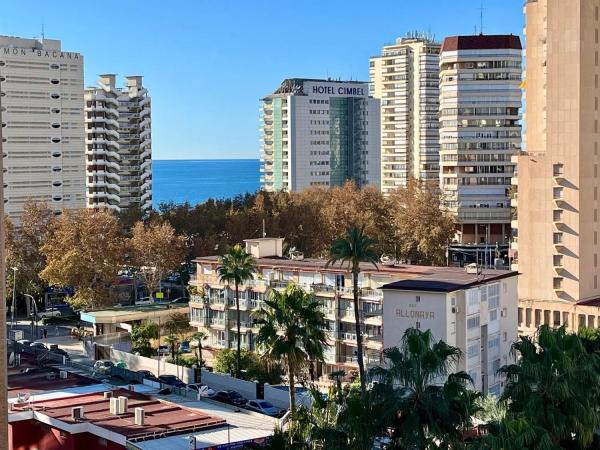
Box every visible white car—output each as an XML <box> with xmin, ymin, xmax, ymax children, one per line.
<box><xmin>186</xmin><ymin>383</ymin><xmax>216</xmax><ymax>398</ymax></box>
<box><xmin>38</xmin><ymin>308</ymin><xmax>62</xmax><ymax>319</ymax></box>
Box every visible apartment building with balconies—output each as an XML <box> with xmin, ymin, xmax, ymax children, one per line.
<box><xmin>515</xmin><ymin>0</ymin><xmax>600</xmax><ymax>336</ymax></box>
<box><xmin>0</xmin><ymin>36</ymin><xmax>85</xmax><ymax>222</ymax></box>
<box><xmin>189</xmin><ymin>237</ymin><xmax>518</xmax><ymax>394</ymax></box>
<box><xmin>85</xmin><ymin>75</ymin><xmax>152</xmax><ymax>214</ymax></box>
<box><xmin>439</xmin><ymin>35</ymin><xmax>522</xmax><ymax>267</ymax></box>
<box><xmin>370</xmin><ymin>34</ymin><xmax>441</xmax><ymax>193</ymax></box>
<box><xmin>260</xmin><ymin>78</ymin><xmax>380</xmax><ymax>192</ymax></box>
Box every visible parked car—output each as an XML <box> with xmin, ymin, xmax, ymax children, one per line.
<box><xmin>158</xmin><ymin>375</ymin><xmax>186</xmax><ymax>388</ymax></box>
<box><xmin>135</xmin><ymin>297</ymin><xmax>154</xmax><ymax>306</ymax></box>
<box><xmin>245</xmin><ymin>400</ymin><xmax>281</xmax><ymax>417</ymax></box>
<box><xmin>137</xmin><ymin>370</ymin><xmax>158</xmax><ymax>381</ymax></box>
<box><xmin>179</xmin><ymin>340</ymin><xmax>191</xmax><ymax>353</ymax></box>
<box><xmin>38</xmin><ymin>308</ymin><xmax>62</xmax><ymax>319</ymax></box>
<box><xmin>17</xmin><ymin>339</ymin><xmax>32</xmax><ymax>347</ymax></box>
<box><xmin>186</xmin><ymin>383</ymin><xmax>215</xmax><ymax>397</ymax></box>
<box><xmin>93</xmin><ymin>360</ymin><xmax>114</xmax><ymax>375</ymax></box>
<box><xmin>158</xmin><ymin>345</ymin><xmax>170</xmax><ymax>356</ymax></box>
<box><xmin>50</xmin><ymin>347</ymin><xmax>70</xmax><ymax>360</ymax></box>
<box><xmin>213</xmin><ymin>390</ymin><xmax>248</xmax><ymax>406</ymax></box>
<box><xmin>170</xmin><ymin>297</ymin><xmax>189</xmax><ymax>305</ymax></box>
<box><xmin>30</xmin><ymin>342</ymin><xmax>48</xmax><ymax>351</ymax></box>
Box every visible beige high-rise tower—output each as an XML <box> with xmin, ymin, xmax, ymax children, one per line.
<box><xmin>370</xmin><ymin>35</ymin><xmax>441</xmax><ymax>193</ymax></box>
<box><xmin>516</xmin><ymin>0</ymin><xmax>600</xmax><ymax>334</ymax></box>
<box><xmin>0</xmin><ymin>74</ymin><xmax>7</xmax><ymax>450</ymax></box>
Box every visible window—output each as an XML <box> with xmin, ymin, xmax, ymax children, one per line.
<box><xmin>553</xmin><ymin>232</ymin><xmax>563</xmax><ymax>244</ymax></box>
<box><xmin>553</xmin><ymin>277</ymin><xmax>563</xmax><ymax>289</ymax></box>
<box><xmin>489</xmin><ymin>309</ymin><xmax>498</xmax><ymax>321</ymax></box>
<box><xmin>467</xmin><ymin>316</ymin><xmax>480</xmax><ymax>329</ymax></box>
<box><xmin>50</xmin><ymin>93</ymin><xmax>60</xmax><ymax>99</ymax></box>
<box><xmin>553</xmin><ymin>255</ymin><xmax>563</xmax><ymax>267</ymax></box>
<box><xmin>467</xmin><ymin>343</ymin><xmax>479</xmax><ymax>358</ymax></box>
<box><xmin>553</xmin><ymin>187</ymin><xmax>563</xmax><ymax>199</ymax></box>
<box><xmin>488</xmin><ymin>336</ymin><xmax>500</xmax><ymax>350</ymax></box>
<box><xmin>416</xmin><ymin>321</ymin><xmax>421</xmax><ymax>329</ymax></box>
<box><xmin>416</xmin><ymin>295</ymin><xmax>421</xmax><ymax>303</ymax></box>
<box><xmin>553</xmin><ymin>164</ymin><xmax>564</xmax><ymax>176</ymax></box>
<box><xmin>553</xmin><ymin>210</ymin><xmax>563</xmax><ymax>221</ymax></box>
<box><xmin>50</xmin><ymin>79</ymin><xmax>60</xmax><ymax>85</ymax></box>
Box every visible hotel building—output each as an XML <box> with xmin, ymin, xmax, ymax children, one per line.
<box><xmin>515</xmin><ymin>0</ymin><xmax>600</xmax><ymax>335</ymax></box>
<box><xmin>0</xmin><ymin>36</ymin><xmax>85</xmax><ymax>221</ymax></box>
<box><xmin>85</xmin><ymin>75</ymin><xmax>152</xmax><ymax>213</ymax></box>
<box><xmin>260</xmin><ymin>78</ymin><xmax>380</xmax><ymax>192</ymax></box>
<box><xmin>439</xmin><ymin>35</ymin><xmax>522</xmax><ymax>266</ymax></box>
<box><xmin>369</xmin><ymin>35</ymin><xmax>441</xmax><ymax>192</ymax></box>
<box><xmin>189</xmin><ymin>237</ymin><xmax>517</xmax><ymax>395</ymax></box>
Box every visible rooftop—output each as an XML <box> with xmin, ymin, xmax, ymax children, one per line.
<box><xmin>195</xmin><ymin>254</ymin><xmax>516</xmax><ymax>285</ymax></box>
<box><xmin>381</xmin><ymin>270</ymin><xmax>517</xmax><ymax>293</ymax></box>
<box><xmin>80</xmin><ymin>303</ymin><xmax>189</xmax><ymax>324</ymax></box>
<box><xmin>11</xmin><ymin>389</ymin><xmax>226</xmax><ymax>441</ymax></box>
<box><xmin>8</xmin><ymin>367</ymin><xmax>96</xmax><ymax>399</ymax></box>
<box><xmin>441</xmin><ymin>34</ymin><xmax>522</xmax><ymax>52</ymax></box>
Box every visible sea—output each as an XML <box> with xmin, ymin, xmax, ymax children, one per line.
<box><xmin>152</xmin><ymin>159</ymin><xmax>260</xmax><ymax>207</ymax></box>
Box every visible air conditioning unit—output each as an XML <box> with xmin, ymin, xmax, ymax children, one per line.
<box><xmin>109</xmin><ymin>397</ymin><xmax>118</xmax><ymax>414</ymax></box>
<box><xmin>452</xmin><ymin>307</ymin><xmax>458</xmax><ymax>314</ymax></box>
<box><xmin>466</xmin><ymin>263</ymin><xmax>480</xmax><ymax>275</ymax></box>
<box><xmin>134</xmin><ymin>407</ymin><xmax>145</xmax><ymax>425</ymax></box>
<box><xmin>59</xmin><ymin>371</ymin><xmax>67</xmax><ymax>379</ymax></box>
<box><xmin>71</xmin><ymin>406</ymin><xmax>84</xmax><ymax>421</ymax></box>
<box><xmin>103</xmin><ymin>391</ymin><xmax>112</xmax><ymax>400</ymax></box>
<box><xmin>117</xmin><ymin>396</ymin><xmax>128</xmax><ymax>415</ymax></box>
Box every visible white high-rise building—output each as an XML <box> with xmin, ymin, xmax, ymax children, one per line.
<box><xmin>439</xmin><ymin>35</ymin><xmax>522</xmax><ymax>266</ymax></box>
<box><xmin>260</xmin><ymin>78</ymin><xmax>380</xmax><ymax>192</ymax></box>
<box><xmin>85</xmin><ymin>75</ymin><xmax>152</xmax><ymax>213</ymax></box>
<box><xmin>370</xmin><ymin>35</ymin><xmax>441</xmax><ymax>193</ymax></box>
<box><xmin>0</xmin><ymin>36</ymin><xmax>85</xmax><ymax>221</ymax></box>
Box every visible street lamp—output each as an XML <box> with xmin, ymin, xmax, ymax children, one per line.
<box><xmin>23</xmin><ymin>294</ymin><xmax>38</xmax><ymax>338</ymax></box>
<box><xmin>10</xmin><ymin>267</ymin><xmax>17</xmax><ymax>329</ymax></box>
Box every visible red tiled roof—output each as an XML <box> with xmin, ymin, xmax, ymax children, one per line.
<box><xmin>8</xmin><ymin>368</ymin><xmax>96</xmax><ymax>396</ymax></box>
<box><xmin>441</xmin><ymin>35</ymin><xmax>522</xmax><ymax>52</ymax></box>
<box><xmin>14</xmin><ymin>389</ymin><xmax>226</xmax><ymax>440</ymax></box>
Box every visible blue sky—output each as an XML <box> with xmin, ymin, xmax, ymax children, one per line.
<box><xmin>1</xmin><ymin>0</ymin><xmax>523</xmax><ymax>159</ymax></box>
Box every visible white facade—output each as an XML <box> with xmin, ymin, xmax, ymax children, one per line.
<box><xmin>382</xmin><ymin>275</ymin><xmax>518</xmax><ymax>396</ymax></box>
<box><xmin>0</xmin><ymin>36</ymin><xmax>85</xmax><ymax>221</ymax></box>
<box><xmin>370</xmin><ymin>36</ymin><xmax>441</xmax><ymax>193</ymax></box>
<box><xmin>260</xmin><ymin>78</ymin><xmax>380</xmax><ymax>192</ymax></box>
<box><xmin>439</xmin><ymin>35</ymin><xmax>522</xmax><ymax>248</ymax></box>
<box><xmin>85</xmin><ymin>75</ymin><xmax>152</xmax><ymax>213</ymax></box>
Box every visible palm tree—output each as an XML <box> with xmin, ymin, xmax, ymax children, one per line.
<box><xmin>164</xmin><ymin>334</ymin><xmax>179</xmax><ymax>362</ymax></box>
<box><xmin>370</xmin><ymin>328</ymin><xmax>480</xmax><ymax>449</ymax></box>
<box><xmin>191</xmin><ymin>330</ymin><xmax>208</xmax><ymax>367</ymax></box>
<box><xmin>217</xmin><ymin>243</ymin><xmax>256</xmax><ymax>378</ymax></box>
<box><xmin>254</xmin><ymin>284</ymin><xmax>327</xmax><ymax>413</ymax></box>
<box><xmin>326</xmin><ymin>226</ymin><xmax>378</xmax><ymax>396</ymax></box>
<box><xmin>493</xmin><ymin>325</ymin><xmax>600</xmax><ymax>449</ymax></box>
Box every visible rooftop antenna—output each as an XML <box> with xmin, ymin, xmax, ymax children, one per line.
<box><xmin>478</xmin><ymin>2</ymin><xmax>486</xmax><ymax>35</ymax></box>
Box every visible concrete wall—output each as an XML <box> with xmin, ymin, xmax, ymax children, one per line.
<box><xmin>109</xmin><ymin>348</ymin><xmax>195</xmax><ymax>384</ymax></box>
<box><xmin>199</xmin><ymin>370</ymin><xmax>257</xmax><ymax>401</ymax></box>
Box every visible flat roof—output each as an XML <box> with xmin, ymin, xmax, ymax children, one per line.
<box><xmin>381</xmin><ymin>270</ymin><xmax>517</xmax><ymax>293</ymax></box>
<box><xmin>8</xmin><ymin>368</ymin><xmax>97</xmax><ymax>399</ymax></box>
<box><xmin>80</xmin><ymin>303</ymin><xmax>189</xmax><ymax>324</ymax></box>
<box><xmin>194</xmin><ymin>254</ymin><xmax>515</xmax><ymax>282</ymax></box>
<box><xmin>441</xmin><ymin>34</ymin><xmax>522</xmax><ymax>52</ymax></box>
<box><xmin>12</xmin><ymin>389</ymin><xmax>226</xmax><ymax>441</ymax></box>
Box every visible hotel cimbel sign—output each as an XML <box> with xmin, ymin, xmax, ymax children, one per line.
<box><xmin>1</xmin><ymin>47</ymin><xmax>80</xmax><ymax>59</ymax></box>
<box><xmin>310</xmin><ymin>84</ymin><xmax>367</xmax><ymax>96</ymax></box>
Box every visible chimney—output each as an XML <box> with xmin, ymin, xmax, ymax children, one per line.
<box><xmin>134</xmin><ymin>407</ymin><xmax>145</xmax><ymax>425</ymax></box>
<box><xmin>71</xmin><ymin>406</ymin><xmax>84</xmax><ymax>421</ymax></box>
<box><xmin>109</xmin><ymin>397</ymin><xmax>118</xmax><ymax>415</ymax></box>
<box><xmin>117</xmin><ymin>396</ymin><xmax>128</xmax><ymax>415</ymax></box>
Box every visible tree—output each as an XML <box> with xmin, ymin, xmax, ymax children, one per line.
<box><xmin>40</xmin><ymin>209</ymin><xmax>125</xmax><ymax>310</ymax></box>
<box><xmin>162</xmin><ymin>312</ymin><xmax>190</xmax><ymax>340</ymax></box>
<box><xmin>370</xmin><ymin>328</ymin><xmax>480</xmax><ymax>449</ymax></box>
<box><xmin>254</xmin><ymin>284</ymin><xmax>327</xmax><ymax>413</ymax></box>
<box><xmin>164</xmin><ymin>334</ymin><xmax>179</xmax><ymax>361</ymax></box>
<box><xmin>131</xmin><ymin>320</ymin><xmax>160</xmax><ymax>357</ymax></box>
<box><xmin>491</xmin><ymin>325</ymin><xmax>600</xmax><ymax>449</ymax></box>
<box><xmin>191</xmin><ymin>330</ymin><xmax>208</xmax><ymax>367</ymax></box>
<box><xmin>217</xmin><ymin>243</ymin><xmax>256</xmax><ymax>378</ymax></box>
<box><xmin>128</xmin><ymin>220</ymin><xmax>186</xmax><ymax>297</ymax></box>
<box><xmin>5</xmin><ymin>201</ymin><xmax>56</xmax><ymax>301</ymax></box>
<box><xmin>387</xmin><ymin>180</ymin><xmax>455</xmax><ymax>265</ymax></box>
<box><xmin>326</xmin><ymin>226</ymin><xmax>378</xmax><ymax>396</ymax></box>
